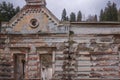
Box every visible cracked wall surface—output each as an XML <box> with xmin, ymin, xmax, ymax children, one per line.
<box><xmin>0</xmin><ymin>0</ymin><xmax>120</xmax><ymax>79</ymax></box>
<box><xmin>1</xmin><ymin>24</ymin><xmax>120</xmax><ymax>80</ymax></box>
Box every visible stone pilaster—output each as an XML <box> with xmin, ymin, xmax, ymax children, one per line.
<box><xmin>0</xmin><ymin>46</ymin><xmax>13</xmax><ymax>79</ymax></box>
<box><xmin>25</xmin><ymin>45</ymin><xmax>40</xmax><ymax>79</ymax></box>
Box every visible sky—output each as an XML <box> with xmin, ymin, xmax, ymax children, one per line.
<box><xmin>0</xmin><ymin>0</ymin><xmax>120</xmax><ymax>20</ymax></box>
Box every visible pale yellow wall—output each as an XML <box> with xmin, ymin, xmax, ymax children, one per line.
<box><xmin>12</xmin><ymin>12</ymin><xmax>49</xmax><ymax>33</ymax></box>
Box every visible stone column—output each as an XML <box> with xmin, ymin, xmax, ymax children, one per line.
<box><xmin>52</xmin><ymin>51</ymin><xmax>55</xmax><ymax>75</ymax></box>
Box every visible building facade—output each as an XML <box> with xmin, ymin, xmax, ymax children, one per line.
<box><xmin>0</xmin><ymin>0</ymin><xmax>120</xmax><ymax>80</ymax></box>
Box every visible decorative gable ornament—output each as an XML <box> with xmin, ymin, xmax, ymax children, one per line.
<box><xmin>25</xmin><ymin>0</ymin><xmax>46</xmax><ymax>6</ymax></box>
<box><xmin>8</xmin><ymin>0</ymin><xmax>59</xmax><ymax>33</ymax></box>
<box><xmin>29</xmin><ymin>18</ymin><xmax>39</xmax><ymax>28</ymax></box>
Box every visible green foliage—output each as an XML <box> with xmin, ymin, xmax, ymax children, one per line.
<box><xmin>111</xmin><ymin>2</ymin><xmax>118</xmax><ymax>21</ymax></box>
<box><xmin>100</xmin><ymin>9</ymin><xmax>104</xmax><ymax>21</ymax></box>
<box><xmin>70</xmin><ymin>12</ymin><xmax>76</xmax><ymax>22</ymax></box>
<box><xmin>0</xmin><ymin>21</ymin><xmax>1</xmax><ymax>32</ymax></box>
<box><xmin>77</xmin><ymin>11</ymin><xmax>82</xmax><ymax>22</ymax></box>
<box><xmin>94</xmin><ymin>15</ymin><xmax>98</xmax><ymax>21</ymax></box>
<box><xmin>66</xmin><ymin>16</ymin><xmax>69</xmax><ymax>21</ymax></box>
<box><xmin>61</xmin><ymin>8</ymin><xmax>67</xmax><ymax>21</ymax></box>
<box><xmin>99</xmin><ymin>1</ymin><xmax>118</xmax><ymax>21</ymax></box>
<box><xmin>118</xmin><ymin>9</ymin><xmax>120</xmax><ymax>21</ymax></box>
<box><xmin>69</xmin><ymin>31</ymin><xmax>74</xmax><ymax>36</ymax></box>
<box><xmin>0</xmin><ymin>1</ymin><xmax>20</xmax><ymax>22</ymax></box>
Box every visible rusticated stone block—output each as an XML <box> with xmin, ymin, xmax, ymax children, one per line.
<box><xmin>90</xmin><ymin>72</ymin><xmax>102</xmax><ymax>78</ymax></box>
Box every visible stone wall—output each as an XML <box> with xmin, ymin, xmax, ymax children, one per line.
<box><xmin>53</xmin><ymin>34</ymin><xmax>120</xmax><ymax>80</ymax></box>
<box><xmin>1</xmin><ymin>23</ymin><xmax>120</xmax><ymax>80</ymax></box>
<box><xmin>0</xmin><ymin>34</ymin><xmax>13</xmax><ymax>79</ymax></box>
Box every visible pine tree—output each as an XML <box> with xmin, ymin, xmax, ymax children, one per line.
<box><xmin>15</xmin><ymin>6</ymin><xmax>20</xmax><ymax>14</ymax></box>
<box><xmin>118</xmin><ymin>9</ymin><xmax>120</xmax><ymax>21</ymax></box>
<box><xmin>100</xmin><ymin>9</ymin><xmax>104</xmax><ymax>21</ymax></box>
<box><xmin>77</xmin><ymin>11</ymin><xmax>82</xmax><ymax>22</ymax></box>
<box><xmin>99</xmin><ymin>1</ymin><xmax>118</xmax><ymax>21</ymax></box>
<box><xmin>106</xmin><ymin>1</ymin><xmax>112</xmax><ymax>21</ymax></box>
<box><xmin>0</xmin><ymin>21</ymin><xmax>1</xmax><ymax>32</ymax></box>
<box><xmin>103</xmin><ymin>7</ymin><xmax>108</xmax><ymax>21</ymax></box>
<box><xmin>70</xmin><ymin>12</ymin><xmax>76</xmax><ymax>22</ymax></box>
<box><xmin>94</xmin><ymin>15</ymin><xmax>98</xmax><ymax>22</ymax></box>
<box><xmin>0</xmin><ymin>1</ymin><xmax>20</xmax><ymax>21</ymax></box>
<box><xmin>112</xmin><ymin>2</ymin><xmax>118</xmax><ymax>21</ymax></box>
<box><xmin>66</xmin><ymin>16</ymin><xmax>69</xmax><ymax>21</ymax></box>
<box><xmin>61</xmin><ymin>8</ymin><xmax>67</xmax><ymax>21</ymax></box>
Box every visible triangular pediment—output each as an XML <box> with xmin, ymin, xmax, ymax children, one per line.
<box><xmin>8</xmin><ymin>1</ymin><xmax>60</xmax><ymax>34</ymax></box>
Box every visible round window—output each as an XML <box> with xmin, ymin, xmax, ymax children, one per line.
<box><xmin>30</xmin><ymin>18</ymin><xmax>39</xmax><ymax>28</ymax></box>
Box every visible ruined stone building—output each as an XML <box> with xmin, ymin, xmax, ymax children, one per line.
<box><xmin>0</xmin><ymin>0</ymin><xmax>120</xmax><ymax>80</ymax></box>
